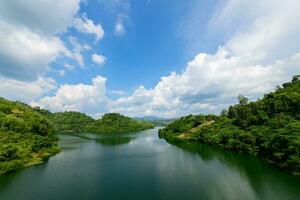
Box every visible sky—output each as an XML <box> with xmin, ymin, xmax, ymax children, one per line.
<box><xmin>0</xmin><ymin>0</ymin><xmax>300</xmax><ymax>118</ymax></box>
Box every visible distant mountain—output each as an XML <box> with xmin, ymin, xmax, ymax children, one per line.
<box><xmin>135</xmin><ymin>116</ymin><xmax>176</xmax><ymax>127</ymax></box>
<box><xmin>135</xmin><ymin>116</ymin><xmax>168</xmax><ymax>120</ymax></box>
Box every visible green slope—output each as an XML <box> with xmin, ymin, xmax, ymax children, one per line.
<box><xmin>0</xmin><ymin>98</ymin><xmax>60</xmax><ymax>175</ymax></box>
<box><xmin>88</xmin><ymin>113</ymin><xmax>154</xmax><ymax>133</ymax></box>
<box><xmin>46</xmin><ymin>111</ymin><xmax>95</xmax><ymax>132</ymax></box>
<box><xmin>38</xmin><ymin>111</ymin><xmax>154</xmax><ymax>134</ymax></box>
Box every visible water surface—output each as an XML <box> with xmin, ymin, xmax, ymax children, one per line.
<box><xmin>0</xmin><ymin>128</ymin><xmax>299</xmax><ymax>200</ymax></box>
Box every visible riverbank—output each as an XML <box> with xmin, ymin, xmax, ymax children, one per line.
<box><xmin>0</xmin><ymin>131</ymin><xmax>60</xmax><ymax>176</ymax></box>
<box><xmin>159</xmin><ymin>77</ymin><xmax>300</xmax><ymax>176</ymax></box>
<box><xmin>0</xmin><ymin>97</ymin><xmax>61</xmax><ymax>176</ymax></box>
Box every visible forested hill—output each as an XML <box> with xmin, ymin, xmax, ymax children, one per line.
<box><xmin>37</xmin><ymin>111</ymin><xmax>154</xmax><ymax>133</ymax></box>
<box><xmin>88</xmin><ymin>113</ymin><xmax>154</xmax><ymax>133</ymax></box>
<box><xmin>44</xmin><ymin>111</ymin><xmax>95</xmax><ymax>133</ymax></box>
<box><xmin>0</xmin><ymin>98</ymin><xmax>60</xmax><ymax>175</ymax></box>
<box><xmin>159</xmin><ymin>75</ymin><xmax>300</xmax><ymax>175</ymax></box>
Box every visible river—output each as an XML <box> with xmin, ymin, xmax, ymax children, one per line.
<box><xmin>0</xmin><ymin>128</ymin><xmax>299</xmax><ymax>200</ymax></box>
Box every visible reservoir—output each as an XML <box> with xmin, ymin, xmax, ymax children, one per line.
<box><xmin>0</xmin><ymin>128</ymin><xmax>300</xmax><ymax>200</ymax></box>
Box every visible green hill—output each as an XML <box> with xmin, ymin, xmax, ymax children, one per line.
<box><xmin>159</xmin><ymin>75</ymin><xmax>300</xmax><ymax>175</ymax></box>
<box><xmin>0</xmin><ymin>98</ymin><xmax>60</xmax><ymax>175</ymax></box>
<box><xmin>37</xmin><ymin>111</ymin><xmax>154</xmax><ymax>134</ymax></box>
<box><xmin>88</xmin><ymin>113</ymin><xmax>154</xmax><ymax>133</ymax></box>
<box><xmin>45</xmin><ymin>111</ymin><xmax>95</xmax><ymax>133</ymax></box>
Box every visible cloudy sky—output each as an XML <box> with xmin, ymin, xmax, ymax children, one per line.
<box><xmin>0</xmin><ymin>0</ymin><xmax>299</xmax><ymax>118</ymax></box>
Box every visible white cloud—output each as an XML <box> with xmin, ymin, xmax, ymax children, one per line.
<box><xmin>115</xmin><ymin>18</ymin><xmax>125</xmax><ymax>35</ymax></box>
<box><xmin>59</xmin><ymin>70</ymin><xmax>65</xmax><ymax>76</ymax></box>
<box><xmin>0</xmin><ymin>75</ymin><xmax>56</xmax><ymax>103</ymax></box>
<box><xmin>211</xmin><ymin>0</ymin><xmax>300</xmax><ymax>62</ymax></box>
<box><xmin>0</xmin><ymin>0</ymin><xmax>80</xmax><ymax>35</ymax></box>
<box><xmin>35</xmin><ymin>76</ymin><xmax>108</xmax><ymax>114</ymax></box>
<box><xmin>99</xmin><ymin>1</ymin><xmax>129</xmax><ymax>36</ymax></box>
<box><xmin>67</xmin><ymin>36</ymin><xmax>91</xmax><ymax>67</ymax></box>
<box><xmin>0</xmin><ymin>0</ymin><xmax>82</xmax><ymax>81</ymax></box>
<box><xmin>92</xmin><ymin>53</ymin><xmax>107</xmax><ymax>65</ymax></box>
<box><xmin>109</xmin><ymin>50</ymin><xmax>300</xmax><ymax>118</ymax></box>
<box><xmin>110</xmin><ymin>90</ymin><xmax>125</xmax><ymax>96</ymax></box>
<box><xmin>0</xmin><ymin>0</ymin><xmax>110</xmax><ymax>114</ymax></box>
<box><xmin>0</xmin><ymin>20</ymin><xmax>70</xmax><ymax>81</ymax></box>
<box><xmin>64</xmin><ymin>63</ymin><xmax>75</xmax><ymax>71</ymax></box>
<box><xmin>73</xmin><ymin>13</ymin><xmax>104</xmax><ymax>41</ymax></box>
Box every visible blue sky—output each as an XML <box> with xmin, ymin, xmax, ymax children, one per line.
<box><xmin>0</xmin><ymin>0</ymin><xmax>299</xmax><ymax>118</ymax></box>
<box><xmin>51</xmin><ymin>0</ymin><xmax>220</xmax><ymax>92</ymax></box>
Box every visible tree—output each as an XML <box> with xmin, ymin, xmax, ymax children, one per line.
<box><xmin>238</xmin><ymin>95</ymin><xmax>249</xmax><ymax>106</ymax></box>
<box><xmin>220</xmin><ymin>109</ymin><xmax>228</xmax><ymax>117</ymax></box>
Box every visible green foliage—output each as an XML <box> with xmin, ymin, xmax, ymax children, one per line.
<box><xmin>158</xmin><ymin>114</ymin><xmax>216</xmax><ymax>136</ymax></box>
<box><xmin>46</xmin><ymin>111</ymin><xmax>95</xmax><ymax>132</ymax></box>
<box><xmin>0</xmin><ymin>98</ymin><xmax>59</xmax><ymax>175</ymax></box>
<box><xmin>41</xmin><ymin>111</ymin><xmax>154</xmax><ymax>134</ymax></box>
<box><xmin>87</xmin><ymin>113</ymin><xmax>154</xmax><ymax>133</ymax></box>
<box><xmin>159</xmin><ymin>76</ymin><xmax>300</xmax><ymax>175</ymax></box>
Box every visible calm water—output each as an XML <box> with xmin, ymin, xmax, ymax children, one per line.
<box><xmin>0</xmin><ymin>128</ymin><xmax>300</xmax><ymax>200</ymax></box>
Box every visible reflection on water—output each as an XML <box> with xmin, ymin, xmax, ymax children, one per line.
<box><xmin>59</xmin><ymin>133</ymin><xmax>136</xmax><ymax>147</ymax></box>
<box><xmin>0</xmin><ymin>128</ymin><xmax>300</xmax><ymax>200</ymax></box>
<box><xmin>165</xmin><ymin>137</ymin><xmax>300</xmax><ymax>200</ymax></box>
<box><xmin>96</xmin><ymin>136</ymin><xmax>134</xmax><ymax>145</ymax></box>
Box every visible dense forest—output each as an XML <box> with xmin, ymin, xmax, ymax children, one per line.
<box><xmin>0</xmin><ymin>98</ymin><xmax>60</xmax><ymax>175</ymax></box>
<box><xmin>87</xmin><ymin>113</ymin><xmax>154</xmax><ymax>133</ymax></box>
<box><xmin>159</xmin><ymin>76</ymin><xmax>300</xmax><ymax>175</ymax></box>
<box><xmin>43</xmin><ymin>111</ymin><xmax>95</xmax><ymax>132</ymax></box>
<box><xmin>34</xmin><ymin>110</ymin><xmax>154</xmax><ymax>134</ymax></box>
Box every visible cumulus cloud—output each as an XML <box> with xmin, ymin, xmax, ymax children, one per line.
<box><xmin>0</xmin><ymin>20</ymin><xmax>69</xmax><ymax>81</ymax></box>
<box><xmin>0</xmin><ymin>0</ymin><xmax>80</xmax><ymax>35</ymax></box>
<box><xmin>111</xmin><ymin>49</ymin><xmax>300</xmax><ymax>117</ymax></box>
<box><xmin>211</xmin><ymin>0</ymin><xmax>300</xmax><ymax>62</ymax></box>
<box><xmin>73</xmin><ymin>13</ymin><xmax>104</xmax><ymax>41</ymax></box>
<box><xmin>35</xmin><ymin>76</ymin><xmax>108</xmax><ymax>114</ymax></box>
<box><xmin>0</xmin><ymin>0</ymin><xmax>82</xmax><ymax>81</ymax></box>
<box><xmin>92</xmin><ymin>53</ymin><xmax>107</xmax><ymax>65</ymax></box>
<box><xmin>108</xmin><ymin>0</ymin><xmax>300</xmax><ymax>117</ymax></box>
<box><xmin>0</xmin><ymin>76</ymin><xmax>56</xmax><ymax>103</ymax></box>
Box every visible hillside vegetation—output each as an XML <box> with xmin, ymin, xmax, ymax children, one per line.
<box><xmin>159</xmin><ymin>76</ymin><xmax>300</xmax><ymax>175</ymax></box>
<box><xmin>37</xmin><ymin>111</ymin><xmax>154</xmax><ymax>134</ymax></box>
<box><xmin>0</xmin><ymin>98</ymin><xmax>60</xmax><ymax>175</ymax></box>
<box><xmin>88</xmin><ymin>113</ymin><xmax>154</xmax><ymax>133</ymax></box>
<box><xmin>45</xmin><ymin>111</ymin><xmax>95</xmax><ymax>132</ymax></box>
<box><xmin>135</xmin><ymin>116</ymin><xmax>175</xmax><ymax>127</ymax></box>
